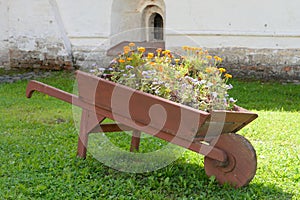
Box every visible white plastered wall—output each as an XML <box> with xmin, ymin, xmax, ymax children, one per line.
<box><xmin>0</xmin><ymin>0</ymin><xmax>9</xmax><ymax>68</ymax></box>
<box><xmin>110</xmin><ymin>0</ymin><xmax>165</xmax><ymax>46</ymax></box>
<box><xmin>164</xmin><ymin>0</ymin><xmax>300</xmax><ymax>49</ymax></box>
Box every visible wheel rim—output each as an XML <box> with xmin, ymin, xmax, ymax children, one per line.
<box><xmin>204</xmin><ymin>133</ymin><xmax>257</xmax><ymax>188</ymax></box>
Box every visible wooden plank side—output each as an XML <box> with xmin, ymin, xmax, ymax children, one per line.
<box><xmin>76</xmin><ymin>70</ymin><xmax>210</xmax><ymax>139</ymax></box>
<box><xmin>196</xmin><ymin>110</ymin><xmax>258</xmax><ymax>138</ymax></box>
<box><xmin>76</xmin><ymin>71</ymin><xmax>257</xmax><ymax>140</ymax></box>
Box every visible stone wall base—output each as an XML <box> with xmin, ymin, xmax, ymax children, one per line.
<box><xmin>212</xmin><ymin>48</ymin><xmax>300</xmax><ymax>81</ymax></box>
<box><xmin>8</xmin><ymin>36</ymin><xmax>73</xmax><ymax>70</ymax></box>
<box><xmin>3</xmin><ymin>40</ymin><xmax>300</xmax><ymax>81</ymax></box>
<box><xmin>172</xmin><ymin>47</ymin><xmax>300</xmax><ymax>81</ymax></box>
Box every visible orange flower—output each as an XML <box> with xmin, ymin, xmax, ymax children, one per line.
<box><xmin>205</xmin><ymin>67</ymin><xmax>213</xmax><ymax>73</ymax></box>
<box><xmin>158</xmin><ymin>66</ymin><xmax>163</xmax><ymax>72</ymax></box>
<box><xmin>123</xmin><ymin>46</ymin><xmax>130</xmax><ymax>54</ymax></box>
<box><xmin>129</xmin><ymin>42</ymin><xmax>135</xmax><ymax>47</ymax></box>
<box><xmin>127</xmin><ymin>57</ymin><xmax>133</xmax><ymax>61</ymax></box>
<box><xmin>118</xmin><ymin>59</ymin><xmax>125</xmax><ymax>63</ymax></box>
<box><xmin>156</xmin><ymin>48</ymin><xmax>162</xmax><ymax>53</ymax></box>
<box><xmin>150</xmin><ymin>62</ymin><xmax>156</xmax><ymax>66</ymax></box>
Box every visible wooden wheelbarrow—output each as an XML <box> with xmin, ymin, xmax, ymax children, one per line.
<box><xmin>26</xmin><ymin>70</ymin><xmax>258</xmax><ymax>188</ymax></box>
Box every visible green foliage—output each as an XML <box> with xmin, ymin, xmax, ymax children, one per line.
<box><xmin>0</xmin><ymin>71</ymin><xmax>299</xmax><ymax>199</ymax></box>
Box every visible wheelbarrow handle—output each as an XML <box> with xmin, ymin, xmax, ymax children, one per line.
<box><xmin>26</xmin><ymin>80</ymin><xmax>78</xmax><ymax>105</ymax></box>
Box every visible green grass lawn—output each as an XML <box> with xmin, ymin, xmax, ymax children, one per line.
<box><xmin>0</xmin><ymin>71</ymin><xmax>299</xmax><ymax>199</ymax></box>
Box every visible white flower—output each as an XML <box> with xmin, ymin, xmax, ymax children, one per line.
<box><xmin>227</xmin><ymin>84</ymin><xmax>233</xmax><ymax>90</ymax></box>
<box><xmin>229</xmin><ymin>97</ymin><xmax>237</xmax><ymax>103</ymax></box>
<box><xmin>110</xmin><ymin>59</ymin><xmax>117</xmax><ymax>64</ymax></box>
<box><xmin>207</xmin><ymin>82</ymin><xmax>213</xmax><ymax>87</ymax></box>
<box><xmin>211</xmin><ymin>92</ymin><xmax>218</xmax><ymax>98</ymax></box>
<box><xmin>126</xmin><ymin>65</ymin><xmax>134</xmax><ymax>69</ymax></box>
<box><xmin>142</xmin><ymin>71</ymin><xmax>148</xmax><ymax>76</ymax></box>
<box><xmin>98</xmin><ymin>68</ymin><xmax>105</xmax><ymax>71</ymax></box>
<box><xmin>199</xmin><ymin>80</ymin><xmax>207</xmax><ymax>85</ymax></box>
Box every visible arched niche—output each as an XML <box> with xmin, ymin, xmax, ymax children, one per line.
<box><xmin>149</xmin><ymin>12</ymin><xmax>164</xmax><ymax>40</ymax></box>
<box><xmin>108</xmin><ymin>0</ymin><xmax>165</xmax><ymax>54</ymax></box>
<box><xmin>142</xmin><ymin>5</ymin><xmax>165</xmax><ymax>41</ymax></box>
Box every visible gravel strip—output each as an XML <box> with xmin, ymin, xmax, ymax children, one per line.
<box><xmin>0</xmin><ymin>71</ymin><xmax>53</xmax><ymax>84</ymax></box>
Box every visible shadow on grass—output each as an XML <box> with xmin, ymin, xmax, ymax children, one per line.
<box><xmin>84</xmin><ymin>156</ymin><xmax>293</xmax><ymax>199</ymax></box>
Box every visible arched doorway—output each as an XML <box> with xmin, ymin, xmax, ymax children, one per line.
<box><xmin>149</xmin><ymin>13</ymin><xmax>164</xmax><ymax>41</ymax></box>
<box><xmin>108</xmin><ymin>0</ymin><xmax>165</xmax><ymax>55</ymax></box>
<box><xmin>142</xmin><ymin>6</ymin><xmax>165</xmax><ymax>42</ymax></box>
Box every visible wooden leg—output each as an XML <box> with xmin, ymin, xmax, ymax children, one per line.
<box><xmin>130</xmin><ymin>130</ymin><xmax>141</xmax><ymax>152</ymax></box>
<box><xmin>77</xmin><ymin>109</ymin><xmax>105</xmax><ymax>158</ymax></box>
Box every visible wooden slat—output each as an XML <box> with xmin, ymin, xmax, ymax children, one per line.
<box><xmin>76</xmin><ymin>70</ymin><xmax>210</xmax><ymax>139</ymax></box>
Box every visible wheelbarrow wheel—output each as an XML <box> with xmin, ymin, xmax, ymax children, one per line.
<box><xmin>204</xmin><ymin>133</ymin><xmax>257</xmax><ymax>188</ymax></box>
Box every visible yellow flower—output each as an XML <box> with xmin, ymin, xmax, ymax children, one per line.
<box><xmin>174</xmin><ymin>58</ymin><xmax>180</xmax><ymax>63</ymax></box>
<box><xmin>182</xmin><ymin>46</ymin><xmax>189</xmax><ymax>51</ymax></box>
<box><xmin>156</xmin><ymin>48</ymin><xmax>162</xmax><ymax>53</ymax></box>
<box><xmin>163</xmin><ymin>50</ymin><xmax>171</xmax><ymax>54</ymax></box>
<box><xmin>138</xmin><ymin>47</ymin><xmax>146</xmax><ymax>53</ymax></box>
<box><xmin>225</xmin><ymin>73</ymin><xmax>232</xmax><ymax>78</ymax></box>
<box><xmin>118</xmin><ymin>59</ymin><xmax>125</xmax><ymax>63</ymax></box>
<box><xmin>214</xmin><ymin>56</ymin><xmax>223</xmax><ymax>63</ymax></box>
<box><xmin>129</xmin><ymin>42</ymin><xmax>135</xmax><ymax>47</ymax></box>
<box><xmin>205</xmin><ymin>67</ymin><xmax>213</xmax><ymax>73</ymax></box>
<box><xmin>206</xmin><ymin>55</ymin><xmax>213</xmax><ymax>60</ymax></box>
<box><xmin>219</xmin><ymin>68</ymin><xmax>226</xmax><ymax>73</ymax></box>
<box><xmin>147</xmin><ymin>53</ymin><xmax>154</xmax><ymax>59</ymax></box>
<box><xmin>197</xmin><ymin>51</ymin><xmax>204</xmax><ymax>55</ymax></box>
<box><xmin>127</xmin><ymin>57</ymin><xmax>133</xmax><ymax>61</ymax></box>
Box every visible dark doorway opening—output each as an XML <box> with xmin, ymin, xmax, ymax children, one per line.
<box><xmin>149</xmin><ymin>13</ymin><xmax>163</xmax><ymax>40</ymax></box>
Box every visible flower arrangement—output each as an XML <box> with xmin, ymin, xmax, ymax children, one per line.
<box><xmin>91</xmin><ymin>43</ymin><xmax>236</xmax><ymax>112</ymax></box>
